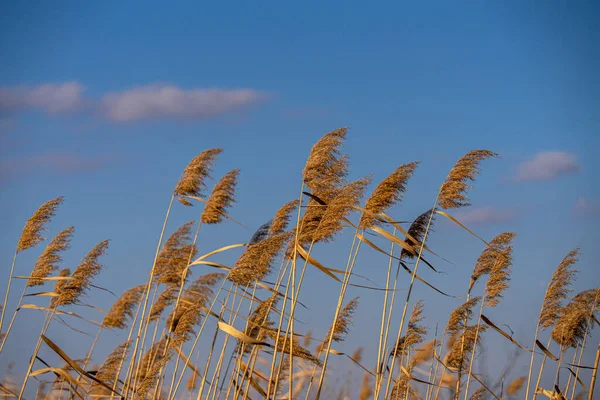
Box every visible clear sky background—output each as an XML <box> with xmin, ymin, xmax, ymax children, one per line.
<box><xmin>0</xmin><ymin>1</ymin><xmax>599</xmax><ymax>397</ymax></box>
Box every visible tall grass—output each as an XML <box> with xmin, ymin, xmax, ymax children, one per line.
<box><xmin>0</xmin><ymin>128</ymin><xmax>597</xmax><ymax>400</ymax></box>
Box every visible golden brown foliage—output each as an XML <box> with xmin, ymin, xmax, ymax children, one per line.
<box><xmin>359</xmin><ymin>162</ymin><xmax>419</xmax><ymax>229</ymax></box>
<box><xmin>539</xmin><ymin>248</ymin><xmax>579</xmax><ymax>330</ymax></box>
<box><xmin>269</xmin><ymin>200</ymin><xmax>299</xmax><ymax>236</ymax></box>
<box><xmin>201</xmin><ymin>168</ymin><xmax>239</xmax><ymax>224</ymax></box>
<box><xmin>302</xmin><ymin>127</ymin><xmax>349</xmax><ymax>193</ymax></box>
<box><xmin>103</xmin><ymin>285</ymin><xmax>144</xmax><ymax>329</ymax></box>
<box><xmin>228</xmin><ymin>231</ymin><xmax>291</xmax><ymax>285</ymax></box>
<box><xmin>53</xmin><ymin>240</ymin><xmax>109</xmax><ymax>307</ymax></box>
<box><xmin>438</xmin><ymin>150</ymin><xmax>497</xmax><ymax>209</ymax></box>
<box><xmin>17</xmin><ymin>196</ymin><xmax>64</xmax><ymax>252</ymax></box>
<box><xmin>173</xmin><ymin>148</ymin><xmax>223</xmax><ymax>206</ymax></box>
<box><xmin>27</xmin><ymin>226</ymin><xmax>74</xmax><ymax>287</ymax></box>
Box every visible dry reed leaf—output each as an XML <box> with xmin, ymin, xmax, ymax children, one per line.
<box><xmin>30</xmin><ymin>368</ymin><xmax>85</xmax><ymax>400</ymax></box>
<box><xmin>40</xmin><ymin>335</ymin><xmax>118</xmax><ymax>396</ymax></box>
<box><xmin>17</xmin><ymin>196</ymin><xmax>64</xmax><ymax>252</ymax></box>
<box><xmin>218</xmin><ymin>321</ymin><xmax>269</xmax><ymax>346</ymax></box>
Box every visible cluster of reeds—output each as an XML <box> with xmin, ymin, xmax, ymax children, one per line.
<box><xmin>0</xmin><ymin>127</ymin><xmax>597</xmax><ymax>400</ymax></box>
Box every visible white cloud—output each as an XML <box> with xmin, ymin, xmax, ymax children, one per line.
<box><xmin>453</xmin><ymin>206</ymin><xmax>515</xmax><ymax>225</ymax></box>
<box><xmin>515</xmin><ymin>151</ymin><xmax>580</xmax><ymax>182</ymax></box>
<box><xmin>573</xmin><ymin>197</ymin><xmax>600</xmax><ymax>216</ymax></box>
<box><xmin>100</xmin><ymin>85</ymin><xmax>265</xmax><ymax>122</ymax></box>
<box><xmin>0</xmin><ymin>82</ymin><xmax>85</xmax><ymax>114</ymax></box>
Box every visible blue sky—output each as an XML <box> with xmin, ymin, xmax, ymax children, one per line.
<box><xmin>0</xmin><ymin>0</ymin><xmax>599</xmax><ymax>396</ymax></box>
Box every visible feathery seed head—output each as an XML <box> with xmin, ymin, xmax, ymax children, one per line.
<box><xmin>302</xmin><ymin>127</ymin><xmax>349</xmax><ymax>193</ymax></box>
<box><xmin>269</xmin><ymin>200</ymin><xmax>299</xmax><ymax>236</ymax></box>
<box><xmin>539</xmin><ymin>248</ymin><xmax>579</xmax><ymax>330</ymax></box>
<box><xmin>401</xmin><ymin>209</ymin><xmax>434</xmax><ymax>260</ymax></box>
<box><xmin>17</xmin><ymin>196</ymin><xmax>64</xmax><ymax>252</ymax></box>
<box><xmin>359</xmin><ymin>162</ymin><xmax>419</xmax><ymax>229</ymax></box>
<box><xmin>174</xmin><ymin>148</ymin><xmax>223</xmax><ymax>206</ymax></box>
<box><xmin>102</xmin><ymin>285</ymin><xmax>144</xmax><ymax>329</ymax></box>
<box><xmin>200</xmin><ymin>168</ymin><xmax>239</xmax><ymax>224</ymax></box>
<box><xmin>438</xmin><ymin>150</ymin><xmax>497</xmax><ymax>209</ymax></box>
<box><xmin>27</xmin><ymin>226</ymin><xmax>74</xmax><ymax>287</ymax></box>
<box><xmin>471</xmin><ymin>232</ymin><xmax>516</xmax><ymax>291</ymax></box>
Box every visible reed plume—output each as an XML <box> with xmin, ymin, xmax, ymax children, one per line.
<box><xmin>201</xmin><ymin>168</ymin><xmax>239</xmax><ymax>224</ymax></box>
<box><xmin>49</xmin><ymin>268</ymin><xmax>71</xmax><ymax>308</ymax></box>
<box><xmin>167</xmin><ymin>272</ymin><xmax>223</xmax><ymax>335</ymax></box>
<box><xmin>302</xmin><ymin>127</ymin><xmax>349</xmax><ymax>193</ymax></box>
<box><xmin>186</xmin><ymin>372</ymin><xmax>198</xmax><ymax>391</ymax></box>
<box><xmin>392</xmin><ymin>301</ymin><xmax>427</xmax><ymax>357</ymax></box>
<box><xmin>103</xmin><ymin>285</ymin><xmax>145</xmax><ymax>329</ymax></box>
<box><xmin>16</xmin><ymin>196</ymin><xmax>64</xmax><ymax>252</ymax></box>
<box><xmin>359</xmin><ymin>162</ymin><xmax>419</xmax><ymax>229</ymax></box>
<box><xmin>401</xmin><ymin>209</ymin><xmax>434</xmax><ymax>260</ymax></box>
<box><xmin>390</xmin><ymin>360</ymin><xmax>418</xmax><ymax>399</ymax></box>
<box><xmin>27</xmin><ymin>226</ymin><xmax>74</xmax><ymax>287</ymax></box>
<box><xmin>53</xmin><ymin>240</ymin><xmax>109</xmax><ymax>307</ymax></box>
<box><xmin>244</xmin><ymin>294</ymin><xmax>279</xmax><ymax>345</ymax></box>
<box><xmin>265</xmin><ymin>330</ymin><xmax>322</xmax><ymax>365</ymax></box>
<box><xmin>446</xmin><ymin>297</ymin><xmax>481</xmax><ymax>334</ymax></box>
<box><xmin>359</xmin><ymin>372</ymin><xmax>373</xmax><ymax>400</ymax></box>
<box><xmin>173</xmin><ymin>148</ymin><xmax>223</xmax><ymax>206</ymax></box>
<box><xmin>269</xmin><ymin>200</ymin><xmax>299</xmax><ymax>236</ymax></box>
<box><xmin>552</xmin><ymin>289</ymin><xmax>599</xmax><ymax>348</ymax></box>
<box><xmin>228</xmin><ymin>231</ymin><xmax>292</xmax><ymax>286</ymax></box>
<box><xmin>352</xmin><ymin>347</ymin><xmax>364</xmax><ymax>363</ymax></box>
<box><xmin>438</xmin><ymin>150</ymin><xmax>497</xmax><ymax>209</ymax></box>
<box><xmin>484</xmin><ymin>245</ymin><xmax>514</xmax><ymax>307</ymax></box>
<box><xmin>154</xmin><ymin>221</ymin><xmax>196</xmax><ymax>286</ymax></box>
<box><xmin>318</xmin><ymin>297</ymin><xmax>359</xmax><ymax>352</ymax></box>
<box><xmin>470</xmin><ymin>232</ymin><xmax>516</xmax><ymax>292</ymax></box>
<box><xmin>469</xmin><ymin>387</ymin><xmax>486</xmax><ymax>400</ymax></box>
<box><xmin>90</xmin><ymin>341</ymin><xmax>131</xmax><ymax>393</ymax></box>
<box><xmin>539</xmin><ymin>248</ymin><xmax>579</xmax><ymax>330</ymax></box>
<box><xmin>507</xmin><ymin>376</ymin><xmax>526</xmax><ymax>395</ymax></box>
<box><xmin>447</xmin><ymin>325</ymin><xmax>487</xmax><ymax>369</ymax></box>
<box><xmin>149</xmin><ymin>286</ymin><xmax>178</xmax><ymax>322</ymax></box>
<box><xmin>410</xmin><ymin>339</ymin><xmax>435</xmax><ymax>365</ymax></box>
<box><xmin>310</xmin><ymin>177</ymin><xmax>371</xmax><ymax>244</ymax></box>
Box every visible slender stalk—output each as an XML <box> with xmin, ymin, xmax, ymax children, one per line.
<box><xmin>18</xmin><ymin>308</ymin><xmax>56</xmax><ymax>400</ymax></box>
<box><xmin>0</xmin><ymin>251</ymin><xmax>19</xmax><ymax>338</ymax></box>
<box><xmin>588</xmin><ymin>344</ymin><xmax>600</xmax><ymax>400</ymax></box>
<box><xmin>463</xmin><ymin>294</ymin><xmax>486</xmax><ymax>399</ymax></box>
<box><xmin>525</xmin><ymin>324</ymin><xmax>542</xmax><ymax>400</ymax></box>
<box><xmin>126</xmin><ymin>195</ymin><xmax>175</xmax><ymax>394</ymax></box>
<box><xmin>532</xmin><ymin>337</ymin><xmax>553</xmax><ymax>400</ymax></box>
<box><xmin>383</xmin><ymin>193</ymin><xmax>439</xmax><ymax>399</ymax></box>
<box><xmin>0</xmin><ymin>285</ymin><xmax>27</xmax><ymax>354</ymax></box>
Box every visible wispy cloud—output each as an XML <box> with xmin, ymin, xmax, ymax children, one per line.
<box><xmin>0</xmin><ymin>82</ymin><xmax>266</xmax><ymax>123</ymax></box>
<box><xmin>573</xmin><ymin>197</ymin><xmax>600</xmax><ymax>216</ymax></box>
<box><xmin>0</xmin><ymin>82</ymin><xmax>85</xmax><ymax>115</ymax></box>
<box><xmin>100</xmin><ymin>84</ymin><xmax>265</xmax><ymax>123</ymax></box>
<box><xmin>452</xmin><ymin>206</ymin><xmax>515</xmax><ymax>225</ymax></box>
<box><xmin>514</xmin><ymin>151</ymin><xmax>580</xmax><ymax>182</ymax></box>
<box><xmin>0</xmin><ymin>152</ymin><xmax>114</xmax><ymax>183</ymax></box>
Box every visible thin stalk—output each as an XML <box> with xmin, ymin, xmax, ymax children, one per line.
<box><xmin>126</xmin><ymin>195</ymin><xmax>174</xmax><ymax>394</ymax></box>
<box><xmin>532</xmin><ymin>337</ymin><xmax>553</xmax><ymax>400</ymax></box>
<box><xmin>463</xmin><ymin>293</ymin><xmax>486</xmax><ymax>399</ymax></box>
<box><xmin>384</xmin><ymin>192</ymin><xmax>439</xmax><ymax>399</ymax></box>
<box><xmin>373</xmin><ymin>230</ymin><xmax>396</xmax><ymax>396</ymax></box>
<box><xmin>0</xmin><ymin>285</ymin><xmax>27</xmax><ymax>354</ymax></box>
<box><xmin>0</xmin><ymin>251</ymin><xmax>18</xmax><ymax>337</ymax></box>
<box><xmin>588</xmin><ymin>344</ymin><xmax>600</xmax><ymax>400</ymax></box>
<box><xmin>196</xmin><ymin>285</ymin><xmax>234</xmax><ymax>400</ymax></box>
<box><xmin>18</xmin><ymin>308</ymin><xmax>56</xmax><ymax>400</ymax></box>
<box><xmin>169</xmin><ymin>277</ymin><xmax>229</xmax><ymax>396</ymax></box>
